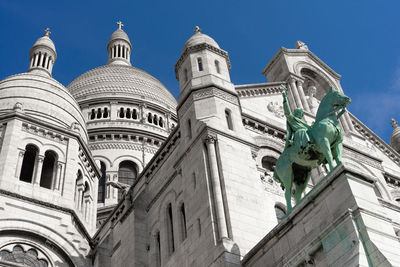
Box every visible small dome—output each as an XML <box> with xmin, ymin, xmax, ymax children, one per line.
<box><xmin>0</xmin><ymin>73</ymin><xmax>88</xmax><ymax>142</ymax></box>
<box><xmin>109</xmin><ymin>29</ymin><xmax>131</xmax><ymax>48</ymax></box>
<box><xmin>390</xmin><ymin>118</ymin><xmax>400</xmax><ymax>153</ymax></box>
<box><xmin>182</xmin><ymin>26</ymin><xmax>220</xmax><ymax>52</ymax></box>
<box><xmin>31</xmin><ymin>35</ymin><xmax>56</xmax><ymax>55</ymax></box>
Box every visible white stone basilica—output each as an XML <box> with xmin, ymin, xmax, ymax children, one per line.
<box><xmin>1</xmin><ymin>23</ymin><xmax>400</xmax><ymax>267</ymax></box>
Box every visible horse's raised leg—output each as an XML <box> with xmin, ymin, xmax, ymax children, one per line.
<box><xmin>285</xmin><ymin>181</ymin><xmax>293</xmax><ymax>213</ymax></box>
<box><xmin>332</xmin><ymin>142</ymin><xmax>343</xmax><ymax>166</ymax></box>
<box><xmin>317</xmin><ymin>137</ymin><xmax>335</xmax><ymax>171</ymax></box>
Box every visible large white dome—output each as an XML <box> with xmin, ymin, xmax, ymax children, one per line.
<box><xmin>0</xmin><ymin>72</ymin><xmax>88</xmax><ymax>141</ymax></box>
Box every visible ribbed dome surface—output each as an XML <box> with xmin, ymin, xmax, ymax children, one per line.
<box><xmin>0</xmin><ymin>72</ymin><xmax>87</xmax><ymax>141</ymax></box>
<box><xmin>67</xmin><ymin>64</ymin><xmax>177</xmax><ymax>109</ymax></box>
<box><xmin>183</xmin><ymin>32</ymin><xmax>220</xmax><ymax>52</ymax></box>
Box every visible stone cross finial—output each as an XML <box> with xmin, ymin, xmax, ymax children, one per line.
<box><xmin>117</xmin><ymin>21</ymin><xmax>124</xmax><ymax>29</ymax></box>
<box><xmin>44</xmin><ymin>28</ymin><xmax>51</xmax><ymax>37</ymax></box>
<box><xmin>194</xmin><ymin>26</ymin><xmax>201</xmax><ymax>33</ymax></box>
<box><xmin>391</xmin><ymin>118</ymin><xmax>398</xmax><ymax>128</ymax></box>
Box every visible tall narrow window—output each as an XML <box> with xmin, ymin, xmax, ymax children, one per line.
<box><xmin>19</xmin><ymin>144</ymin><xmax>38</xmax><ymax>183</ymax></box>
<box><xmin>187</xmin><ymin>119</ymin><xmax>192</xmax><ymax>139</ymax></box>
<box><xmin>119</xmin><ymin>108</ymin><xmax>125</xmax><ymax>118</ymax></box>
<box><xmin>148</xmin><ymin>113</ymin><xmax>153</xmax><ymax>123</ymax></box>
<box><xmin>225</xmin><ymin>109</ymin><xmax>233</xmax><ymax>130</ymax></box>
<box><xmin>156</xmin><ymin>231</ymin><xmax>161</xmax><ymax>267</ymax></box>
<box><xmin>167</xmin><ymin>203</ymin><xmax>175</xmax><ymax>254</ymax></box>
<box><xmin>159</xmin><ymin>117</ymin><xmax>163</xmax><ymax>127</ymax></box>
<box><xmin>153</xmin><ymin>115</ymin><xmax>158</xmax><ymax>125</ymax></box>
<box><xmin>215</xmin><ymin>60</ymin><xmax>220</xmax><ymax>74</ymax></box>
<box><xmin>40</xmin><ymin>150</ymin><xmax>57</xmax><ymax>189</ymax></box>
<box><xmin>82</xmin><ymin>182</ymin><xmax>90</xmax><ymax>218</ymax></box>
<box><xmin>184</xmin><ymin>68</ymin><xmax>188</xmax><ymax>82</ymax></box>
<box><xmin>98</xmin><ymin>162</ymin><xmax>106</xmax><ymax>203</ymax></box>
<box><xmin>132</xmin><ymin>109</ymin><xmax>137</xmax><ymax>119</ymax></box>
<box><xmin>103</xmin><ymin>107</ymin><xmax>109</xmax><ymax>118</ymax></box>
<box><xmin>97</xmin><ymin>108</ymin><xmax>102</xmax><ymax>119</ymax></box>
<box><xmin>75</xmin><ymin>170</ymin><xmax>83</xmax><ymax>207</ymax></box>
<box><xmin>126</xmin><ymin>108</ymin><xmax>131</xmax><ymax>119</ymax></box>
<box><xmin>197</xmin><ymin>58</ymin><xmax>203</xmax><ymax>71</ymax></box>
<box><xmin>118</xmin><ymin>161</ymin><xmax>137</xmax><ymax>201</ymax></box>
<box><xmin>90</xmin><ymin>109</ymin><xmax>96</xmax><ymax>120</ymax></box>
<box><xmin>180</xmin><ymin>203</ymin><xmax>187</xmax><ymax>241</ymax></box>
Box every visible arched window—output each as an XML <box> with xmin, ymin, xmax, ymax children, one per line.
<box><xmin>154</xmin><ymin>115</ymin><xmax>158</xmax><ymax>125</ymax></box>
<box><xmin>159</xmin><ymin>117</ymin><xmax>163</xmax><ymax>127</ymax></box>
<box><xmin>187</xmin><ymin>119</ymin><xmax>192</xmax><ymax>139</ymax></box>
<box><xmin>118</xmin><ymin>161</ymin><xmax>137</xmax><ymax>201</ymax></box>
<box><xmin>179</xmin><ymin>203</ymin><xmax>187</xmax><ymax>241</ymax></box>
<box><xmin>167</xmin><ymin>203</ymin><xmax>175</xmax><ymax>254</ymax></box>
<box><xmin>119</xmin><ymin>107</ymin><xmax>125</xmax><ymax>118</ymax></box>
<box><xmin>98</xmin><ymin>162</ymin><xmax>106</xmax><ymax>203</ymax></box>
<box><xmin>82</xmin><ymin>182</ymin><xmax>90</xmax><ymax>219</ymax></box>
<box><xmin>0</xmin><ymin>244</ymin><xmax>50</xmax><ymax>266</ymax></box>
<box><xmin>75</xmin><ymin>170</ymin><xmax>83</xmax><ymax>208</ymax></box>
<box><xmin>184</xmin><ymin>68</ymin><xmax>188</xmax><ymax>82</ymax></box>
<box><xmin>40</xmin><ymin>150</ymin><xmax>57</xmax><ymax>189</ymax></box>
<box><xmin>126</xmin><ymin>108</ymin><xmax>131</xmax><ymax>119</ymax></box>
<box><xmin>225</xmin><ymin>109</ymin><xmax>233</xmax><ymax>130</ymax></box>
<box><xmin>90</xmin><ymin>109</ymin><xmax>96</xmax><ymax>120</ymax></box>
<box><xmin>262</xmin><ymin>156</ymin><xmax>277</xmax><ymax>172</ymax></box>
<box><xmin>97</xmin><ymin>108</ymin><xmax>102</xmax><ymax>119</ymax></box>
<box><xmin>197</xmin><ymin>58</ymin><xmax>203</xmax><ymax>71</ymax></box>
<box><xmin>103</xmin><ymin>107</ymin><xmax>109</xmax><ymax>118</ymax></box>
<box><xmin>19</xmin><ymin>144</ymin><xmax>38</xmax><ymax>183</ymax></box>
<box><xmin>275</xmin><ymin>205</ymin><xmax>286</xmax><ymax>223</ymax></box>
<box><xmin>132</xmin><ymin>109</ymin><xmax>137</xmax><ymax>119</ymax></box>
<box><xmin>215</xmin><ymin>60</ymin><xmax>220</xmax><ymax>74</ymax></box>
<box><xmin>148</xmin><ymin>113</ymin><xmax>153</xmax><ymax>123</ymax></box>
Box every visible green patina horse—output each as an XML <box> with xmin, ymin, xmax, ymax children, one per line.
<box><xmin>274</xmin><ymin>86</ymin><xmax>351</xmax><ymax>213</ymax></box>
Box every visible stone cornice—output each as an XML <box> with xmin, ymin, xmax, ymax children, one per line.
<box><xmin>0</xmin><ymin>188</ymin><xmax>93</xmax><ymax>247</ymax></box>
<box><xmin>175</xmin><ymin>43</ymin><xmax>231</xmax><ymax>80</ymax></box>
<box><xmin>235</xmin><ymin>82</ymin><xmax>285</xmax><ymax>98</ymax></box>
<box><xmin>350</xmin><ymin>113</ymin><xmax>400</xmax><ymax>167</ymax></box>
<box><xmin>261</xmin><ymin>47</ymin><xmax>341</xmax><ymax>80</ymax></box>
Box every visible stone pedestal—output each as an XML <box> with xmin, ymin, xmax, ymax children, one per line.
<box><xmin>242</xmin><ymin>165</ymin><xmax>400</xmax><ymax>267</ymax></box>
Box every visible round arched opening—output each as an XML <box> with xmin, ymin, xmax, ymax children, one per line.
<box><xmin>118</xmin><ymin>160</ymin><xmax>138</xmax><ymax>200</ymax></box>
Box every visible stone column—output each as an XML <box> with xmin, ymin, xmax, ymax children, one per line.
<box><xmin>39</xmin><ymin>53</ymin><xmax>44</xmax><ymax>67</ymax></box>
<box><xmin>110</xmin><ymin>101</ymin><xmax>118</xmax><ymax>120</ymax></box>
<box><xmin>165</xmin><ymin>112</ymin><xmax>171</xmax><ymax>132</ymax></box>
<box><xmin>339</xmin><ymin>116</ymin><xmax>350</xmax><ymax>133</ymax></box>
<box><xmin>289</xmin><ymin>78</ymin><xmax>303</xmax><ymax>109</ymax></box>
<box><xmin>204</xmin><ymin>134</ymin><xmax>228</xmax><ymax>240</ymax></box>
<box><xmin>344</xmin><ymin>113</ymin><xmax>355</xmax><ymax>132</ymax></box>
<box><xmin>48</xmin><ymin>60</ymin><xmax>54</xmax><ymax>73</ymax></box>
<box><xmin>297</xmin><ymin>80</ymin><xmax>310</xmax><ymax>112</ymax></box>
<box><xmin>54</xmin><ymin>162</ymin><xmax>63</xmax><ymax>190</ymax></box>
<box><xmin>33</xmin><ymin>54</ymin><xmax>39</xmax><ymax>67</ymax></box>
<box><xmin>15</xmin><ymin>150</ymin><xmax>25</xmax><ymax>178</ymax></box>
<box><xmin>139</xmin><ymin>103</ymin><xmax>146</xmax><ymax>123</ymax></box>
<box><xmin>34</xmin><ymin>155</ymin><xmax>44</xmax><ymax>185</ymax></box>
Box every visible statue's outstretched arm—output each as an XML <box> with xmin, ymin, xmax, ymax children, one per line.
<box><xmin>281</xmin><ymin>85</ymin><xmax>292</xmax><ymax>118</ymax></box>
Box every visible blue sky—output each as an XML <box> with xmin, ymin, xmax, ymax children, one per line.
<box><xmin>0</xmin><ymin>1</ymin><xmax>399</xmax><ymax>142</ymax></box>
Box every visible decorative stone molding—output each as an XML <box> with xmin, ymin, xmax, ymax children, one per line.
<box><xmin>193</xmin><ymin>87</ymin><xmax>238</xmax><ymax>105</ymax></box>
<box><xmin>343</xmin><ymin>148</ymin><xmax>383</xmax><ymax>170</ymax></box>
<box><xmin>21</xmin><ymin>122</ymin><xmax>68</xmax><ymax>144</ymax></box>
<box><xmin>89</xmin><ymin>142</ymin><xmax>159</xmax><ymax>154</ymax></box>
<box><xmin>236</xmin><ymin>83</ymin><xmax>283</xmax><ymax>98</ymax></box>
<box><xmin>204</xmin><ymin>134</ymin><xmax>217</xmax><ymax>144</ymax></box>
<box><xmin>351</xmin><ymin>113</ymin><xmax>400</xmax><ymax>167</ymax></box>
<box><xmin>242</xmin><ymin>116</ymin><xmax>286</xmax><ymax>141</ymax></box>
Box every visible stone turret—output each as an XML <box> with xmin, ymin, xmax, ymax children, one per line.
<box><xmin>28</xmin><ymin>28</ymin><xmax>57</xmax><ymax>76</ymax></box>
<box><xmin>390</xmin><ymin>118</ymin><xmax>400</xmax><ymax>153</ymax></box>
<box><xmin>107</xmin><ymin>21</ymin><xmax>132</xmax><ymax>66</ymax></box>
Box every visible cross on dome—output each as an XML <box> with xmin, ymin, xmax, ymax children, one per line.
<box><xmin>44</xmin><ymin>28</ymin><xmax>51</xmax><ymax>37</ymax></box>
<box><xmin>194</xmin><ymin>26</ymin><xmax>201</xmax><ymax>33</ymax></box>
<box><xmin>117</xmin><ymin>21</ymin><xmax>124</xmax><ymax>30</ymax></box>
